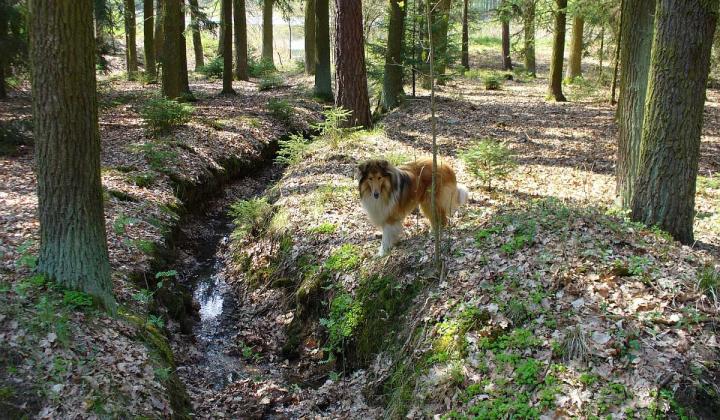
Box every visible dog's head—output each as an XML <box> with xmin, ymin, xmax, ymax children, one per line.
<box><xmin>357</xmin><ymin>159</ymin><xmax>393</xmax><ymax>200</ymax></box>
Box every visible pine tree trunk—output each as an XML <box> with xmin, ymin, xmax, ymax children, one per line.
<box><xmin>567</xmin><ymin>15</ymin><xmax>583</xmax><ymax>80</ymax></box>
<box><xmin>234</xmin><ymin>0</ymin><xmax>249</xmax><ymax>80</ymax></box>
<box><xmin>616</xmin><ymin>0</ymin><xmax>654</xmax><ymax>207</ymax></box>
<box><xmin>501</xmin><ymin>0</ymin><xmax>512</xmax><ymax>71</ymax></box>
<box><xmin>523</xmin><ymin>0</ymin><xmax>536</xmax><ymax>76</ymax></box>
<box><xmin>262</xmin><ymin>0</ymin><xmax>274</xmax><ymax>64</ymax></box>
<box><xmin>124</xmin><ymin>0</ymin><xmax>139</xmax><ymax>79</ymax></box>
<box><xmin>154</xmin><ymin>0</ymin><xmax>164</xmax><ymax>61</ymax></box>
<box><xmin>630</xmin><ymin>0</ymin><xmax>718</xmax><ymax>244</ymax></box>
<box><xmin>28</xmin><ymin>0</ymin><xmax>115</xmax><ymax>310</ymax></box>
<box><xmin>0</xmin><ymin>9</ymin><xmax>7</xmax><ymax>99</ymax></box>
<box><xmin>221</xmin><ymin>0</ymin><xmax>235</xmax><ymax>94</ymax></box>
<box><xmin>314</xmin><ymin>0</ymin><xmax>332</xmax><ymax>100</ymax></box>
<box><xmin>218</xmin><ymin>4</ymin><xmax>224</xmax><ymax>56</ymax></box>
<box><xmin>381</xmin><ymin>0</ymin><xmax>406</xmax><ymax>111</ymax></box>
<box><xmin>433</xmin><ymin>0</ymin><xmax>451</xmax><ymax>78</ymax></box>
<box><xmin>162</xmin><ymin>0</ymin><xmax>192</xmax><ymax>100</ymax></box>
<box><xmin>188</xmin><ymin>0</ymin><xmax>204</xmax><ymax>70</ymax></box>
<box><xmin>334</xmin><ymin>0</ymin><xmax>371</xmax><ymax>127</ymax></box>
<box><xmin>304</xmin><ymin>0</ymin><xmax>316</xmax><ymax>75</ymax></box>
<box><xmin>548</xmin><ymin>0</ymin><xmax>567</xmax><ymax>101</ymax></box>
<box><xmin>143</xmin><ymin>0</ymin><xmax>157</xmax><ymax>81</ymax></box>
<box><xmin>461</xmin><ymin>0</ymin><xmax>469</xmax><ymax>69</ymax></box>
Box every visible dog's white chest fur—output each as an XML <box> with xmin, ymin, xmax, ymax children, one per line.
<box><xmin>361</xmin><ymin>194</ymin><xmax>396</xmax><ymax>227</ymax></box>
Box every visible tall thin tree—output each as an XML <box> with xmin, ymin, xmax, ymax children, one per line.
<box><xmin>522</xmin><ymin>0</ymin><xmax>536</xmax><ymax>76</ymax></box>
<box><xmin>381</xmin><ymin>0</ymin><xmax>406</xmax><ymax>111</ymax></box>
<box><xmin>548</xmin><ymin>0</ymin><xmax>567</xmax><ymax>101</ymax></box>
<box><xmin>262</xmin><ymin>0</ymin><xmax>274</xmax><ymax>64</ymax></box>
<box><xmin>143</xmin><ymin>0</ymin><xmax>157</xmax><ymax>81</ymax></box>
<box><xmin>161</xmin><ymin>0</ymin><xmax>192</xmax><ymax>100</ymax></box>
<box><xmin>335</xmin><ymin>0</ymin><xmax>371</xmax><ymax>127</ymax></box>
<box><xmin>304</xmin><ymin>0</ymin><xmax>316</xmax><ymax>75</ymax></box>
<box><xmin>154</xmin><ymin>0</ymin><xmax>164</xmax><ymax>61</ymax></box>
<box><xmin>630</xmin><ymin>0</ymin><xmax>718</xmax><ymax>244</ymax></box>
<box><xmin>29</xmin><ymin>0</ymin><xmax>115</xmax><ymax>310</ymax></box>
<box><xmin>500</xmin><ymin>0</ymin><xmax>512</xmax><ymax>70</ymax></box>
<box><xmin>220</xmin><ymin>0</ymin><xmax>235</xmax><ymax>94</ymax></box>
<box><xmin>124</xmin><ymin>0</ymin><xmax>139</xmax><ymax>79</ymax></box>
<box><xmin>188</xmin><ymin>0</ymin><xmax>204</xmax><ymax>70</ymax></box>
<box><xmin>314</xmin><ymin>0</ymin><xmax>331</xmax><ymax>100</ymax></box>
<box><xmin>567</xmin><ymin>14</ymin><xmax>584</xmax><ymax>80</ymax></box>
<box><xmin>461</xmin><ymin>0</ymin><xmax>469</xmax><ymax>69</ymax></box>
<box><xmin>234</xmin><ymin>0</ymin><xmax>249</xmax><ymax>80</ymax></box>
<box><xmin>616</xmin><ymin>0</ymin><xmax>654</xmax><ymax>207</ymax></box>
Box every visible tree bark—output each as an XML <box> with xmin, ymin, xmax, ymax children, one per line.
<box><xmin>381</xmin><ymin>0</ymin><xmax>406</xmax><ymax>111</ymax></box>
<box><xmin>161</xmin><ymin>0</ymin><xmax>192</xmax><ymax>100</ymax></box>
<box><xmin>432</xmin><ymin>0</ymin><xmax>451</xmax><ymax>78</ymax></box>
<box><xmin>314</xmin><ymin>0</ymin><xmax>332</xmax><ymax>100</ymax></box>
<box><xmin>262</xmin><ymin>0</ymin><xmax>274</xmax><ymax>64</ymax></box>
<box><xmin>567</xmin><ymin>15</ymin><xmax>584</xmax><ymax>80</ymax></box>
<box><xmin>616</xmin><ymin>0</ymin><xmax>654</xmax><ymax>208</ymax></box>
<box><xmin>188</xmin><ymin>0</ymin><xmax>204</xmax><ymax>70</ymax></box>
<box><xmin>218</xmin><ymin>2</ymin><xmax>224</xmax><ymax>56</ymax></box>
<box><xmin>548</xmin><ymin>0</ymin><xmax>567</xmax><ymax>101</ymax></box>
<box><xmin>304</xmin><ymin>0</ymin><xmax>316</xmax><ymax>74</ymax></box>
<box><xmin>0</xmin><ymin>7</ymin><xmax>7</xmax><ymax>99</ymax></box>
<box><xmin>630</xmin><ymin>0</ymin><xmax>718</xmax><ymax>244</ymax></box>
<box><xmin>221</xmin><ymin>0</ymin><xmax>235</xmax><ymax>93</ymax></box>
<box><xmin>523</xmin><ymin>0</ymin><xmax>536</xmax><ymax>76</ymax></box>
<box><xmin>28</xmin><ymin>0</ymin><xmax>115</xmax><ymax>310</ymax></box>
<box><xmin>143</xmin><ymin>0</ymin><xmax>157</xmax><ymax>81</ymax></box>
<box><xmin>234</xmin><ymin>0</ymin><xmax>249</xmax><ymax>80</ymax></box>
<box><xmin>500</xmin><ymin>0</ymin><xmax>512</xmax><ymax>71</ymax></box>
<box><xmin>334</xmin><ymin>0</ymin><xmax>371</xmax><ymax>127</ymax></box>
<box><xmin>461</xmin><ymin>0</ymin><xmax>469</xmax><ymax>69</ymax></box>
<box><xmin>124</xmin><ymin>0</ymin><xmax>139</xmax><ymax>79</ymax></box>
<box><xmin>154</xmin><ymin>0</ymin><xmax>164</xmax><ymax>61</ymax></box>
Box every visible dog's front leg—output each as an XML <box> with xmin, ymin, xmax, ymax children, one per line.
<box><xmin>379</xmin><ymin>223</ymin><xmax>403</xmax><ymax>256</ymax></box>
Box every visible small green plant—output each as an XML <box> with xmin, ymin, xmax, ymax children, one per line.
<box><xmin>248</xmin><ymin>56</ymin><xmax>276</xmax><ymax>77</ymax></box>
<box><xmin>154</xmin><ymin>367</ymin><xmax>172</xmax><ymax>382</ymax></box>
<box><xmin>258</xmin><ymin>73</ymin><xmax>284</xmax><ymax>91</ymax></box>
<box><xmin>320</xmin><ymin>291</ymin><xmax>362</xmax><ymax>357</ymax></box>
<box><xmin>266</xmin><ymin>98</ymin><xmax>293</xmax><ymax>123</ymax></box>
<box><xmin>501</xmin><ymin>221</ymin><xmax>536</xmax><ymax>255</ymax></box>
<box><xmin>147</xmin><ymin>314</ymin><xmax>165</xmax><ymax>329</ymax></box>
<box><xmin>113</xmin><ymin>214</ymin><xmax>140</xmax><ymax>235</ymax></box>
<box><xmin>698</xmin><ymin>264</ymin><xmax>719</xmax><ymax>301</ymax></box>
<box><xmin>628</xmin><ymin>255</ymin><xmax>652</xmax><ymax>276</ymax></box>
<box><xmin>139</xmin><ymin>98</ymin><xmax>194</xmax><ymax>133</ymax></box>
<box><xmin>461</xmin><ymin>139</ymin><xmax>517</xmax><ymax>190</ymax></box>
<box><xmin>63</xmin><ymin>290</ymin><xmax>94</xmax><ymax>309</ymax></box>
<box><xmin>309</xmin><ymin>222</ymin><xmax>337</xmax><ymax>235</ymax></box>
<box><xmin>275</xmin><ymin>133</ymin><xmax>311</xmax><ymax>165</ymax></box>
<box><xmin>128</xmin><ymin>172</ymin><xmax>156</xmax><ymax>188</ymax></box>
<box><xmin>483</xmin><ymin>74</ymin><xmax>502</xmax><ymax>90</ymax></box>
<box><xmin>324</xmin><ymin>243</ymin><xmax>360</xmax><ymax>271</ymax></box>
<box><xmin>313</xmin><ymin>106</ymin><xmax>354</xmax><ymax>148</ymax></box>
<box><xmin>197</xmin><ymin>56</ymin><xmax>223</xmax><ymax>78</ymax></box>
<box><xmin>229</xmin><ymin>197</ymin><xmax>273</xmax><ymax>240</ymax></box>
<box><xmin>132</xmin><ymin>239</ymin><xmax>156</xmax><ymax>255</ymax></box>
<box><xmin>15</xmin><ymin>240</ymin><xmax>38</xmax><ymax>270</ymax></box>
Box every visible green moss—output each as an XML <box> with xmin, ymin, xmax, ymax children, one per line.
<box><xmin>324</xmin><ymin>243</ymin><xmax>361</xmax><ymax>272</ymax></box>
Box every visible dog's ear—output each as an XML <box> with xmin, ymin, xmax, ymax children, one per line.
<box><xmin>356</xmin><ymin>161</ymin><xmax>369</xmax><ymax>181</ymax></box>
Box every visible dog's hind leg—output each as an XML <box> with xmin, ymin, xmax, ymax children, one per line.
<box><xmin>379</xmin><ymin>223</ymin><xmax>403</xmax><ymax>256</ymax></box>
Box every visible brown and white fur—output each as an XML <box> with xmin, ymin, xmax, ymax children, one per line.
<box><xmin>357</xmin><ymin>158</ymin><xmax>468</xmax><ymax>256</ymax></box>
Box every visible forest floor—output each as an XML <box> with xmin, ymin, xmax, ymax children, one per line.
<box><xmin>1</xmin><ymin>54</ymin><xmax>719</xmax><ymax>418</ymax></box>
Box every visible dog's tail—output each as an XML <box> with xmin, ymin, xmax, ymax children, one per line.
<box><xmin>452</xmin><ymin>184</ymin><xmax>469</xmax><ymax>213</ymax></box>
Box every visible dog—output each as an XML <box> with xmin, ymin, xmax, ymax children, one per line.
<box><xmin>357</xmin><ymin>158</ymin><xmax>468</xmax><ymax>256</ymax></box>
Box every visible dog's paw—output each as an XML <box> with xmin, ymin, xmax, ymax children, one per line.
<box><xmin>377</xmin><ymin>245</ymin><xmax>389</xmax><ymax>257</ymax></box>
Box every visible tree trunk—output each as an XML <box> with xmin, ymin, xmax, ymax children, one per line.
<box><xmin>221</xmin><ymin>0</ymin><xmax>235</xmax><ymax>93</ymax></box>
<box><xmin>523</xmin><ymin>0</ymin><xmax>536</xmax><ymax>76</ymax></box>
<box><xmin>314</xmin><ymin>0</ymin><xmax>332</xmax><ymax>100</ymax></box>
<box><xmin>461</xmin><ymin>0</ymin><xmax>469</xmax><ymax>69</ymax></box>
<box><xmin>28</xmin><ymin>0</ymin><xmax>115</xmax><ymax>310</ymax></box>
<box><xmin>630</xmin><ymin>0</ymin><xmax>718</xmax><ymax>244</ymax></box>
<box><xmin>188</xmin><ymin>0</ymin><xmax>204</xmax><ymax>70</ymax></box>
<box><xmin>143</xmin><ymin>0</ymin><xmax>157</xmax><ymax>81</ymax></box>
<box><xmin>381</xmin><ymin>0</ymin><xmax>406</xmax><ymax>111</ymax></box>
<box><xmin>304</xmin><ymin>0</ymin><xmax>316</xmax><ymax>74</ymax></box>
<box><xmin>548</xmin><ymin>0</ymin><xmax>567</xmax><ymax>101</ymax></box>
<box><xmin>218</xmin><ymin>3</ymin><xmax>224</xmax><ymax>56</ymax></box>
<box><xmin>500</xmin><ymin>0</ymin><xmax>512</xmax><ymax>71</ymax></box>
<box><xmin>124</xmin><ymin>0</ymin><xmax>139</xmax><ymax>79</ymax></box>
<box><xmin>161</xmin><ymin>0</ymin><xmax>192</xmax><ymax>100</ymax></box>
<box><xmin>334</xmin><ymin>0</ymin><xmax>371</xmax><ymax>128</ymax></box>
<box><xmin>567</xmin><ymin>15</ymin><xmax>584</xmax><ymax>80</ymax></box>
<box><xmin>433</xmin><ymin>0</ymin><xmax>451</xmax><ymax>78</ymax></box>
<box><xmin>262</xmin><ymin>0</ymin><xmax>274</xmax><ymax>64</ymax></box>
<box><xmin>154</xmin><ymin>0</ymin><xmax>164</xmax><ymax>61</ymax></box>
<box><xmin>616</xmin><ymin>0</ymin><xmax>654</xmax><ymax>207</ymax></box>
<box><xmin>234</xmin><ymin>0</ymin><xmax>249</xmax><ymax>80</ymax></box>
<box><xmin>0</xmin><ymin>8</ymin><xmax>7</xmax><ymax>99</ymax></box>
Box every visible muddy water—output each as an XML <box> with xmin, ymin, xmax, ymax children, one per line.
<box><xmin>174</xmin><ymin>165</ymin><xmax>281</xmax><ymax>391</ymax></box>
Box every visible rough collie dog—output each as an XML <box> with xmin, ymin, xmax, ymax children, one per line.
<box><xmin>357</xmin><ymin>158</ymin><xmax>468</xmax><ymax>256</ymax></box>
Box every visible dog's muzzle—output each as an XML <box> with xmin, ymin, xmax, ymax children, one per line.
<box><xmin>373</xmin><ymin>192</ymin><xmax>380</xmax><ymax>199</ymax></box>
